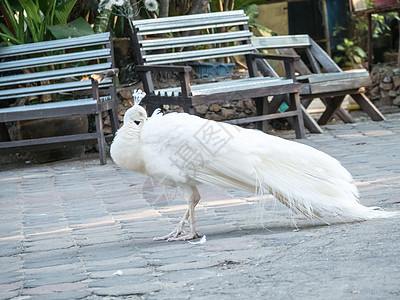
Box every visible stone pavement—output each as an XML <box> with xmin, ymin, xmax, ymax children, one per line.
<box><xmin>1</xmin><ymin>113</ymin><xmax>400</xmax><ymax>300</ymax></box>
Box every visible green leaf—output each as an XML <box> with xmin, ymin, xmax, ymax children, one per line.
<box><xmin>54</xmin><ymin>0</ymin><xmax>78</xmax><ymax>24</ymax></box>
<box><xmin>244</xmin><ymin>4</ymin><xmax>259</xmax><ymax>25</ymax></box>
<box><xmin>0</xmin><ymin>25</ymin><xmax>22</xmax><ymax>45</ymax></box>
<box><xmin>354</xmin><ymin>55</ymin><xmax>362</xmax><ymax>63</ymax></box>
<box><xmin>354</xmin><ymin>46</ymin><xmax>366</xmax><ymax>58</ymax></box>
<box><xmin>17</xmin><ymin>0</ymin><xmax>42</xmax><ymax>23</ymax></box>
<box><xmin>337</xmin><ymin>44</ymin><xmax>345</xmax><ymax>51</ymax></box>
<box><xmin>47</xmin><ymin>17</ymin><xmax>94</xmax><ymax>39</ymax></box>
<box><xmin>344</xmin><ymin>38</ymin><xmax>354</xmax><ymax>47</ymax></box>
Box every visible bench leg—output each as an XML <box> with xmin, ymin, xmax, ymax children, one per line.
<box><xmin>301</xmin><ymin>106</ymin><xmax>323</xmax><ymax>133</ymax></box>
<box><xmin>0</xmin><ymin>123</ymin><xmax>11</xmax><ymax>142</ymax></box>
<box><xmin>255</xmin><ymin>96</ymin><xmax>269</xmax><ymax>132</ymax></box>
<box><xmin>109</xmin><ymin>108</ymin><xmax>120</xmax><ymax>135</ymax></box>
<box><xmin>320</xmin><ymin>97</ymin><xmax>355</xmax><ymax>123</ymax></box>
<box><xmin>289</xmin><ymin>92</ymin><xmax>306</xmax><ymax>139</ymax></box>
<box><xmin>318</xmin><ymin>96</ymin><xmax>344</xmax><ymax>125</ymax></box>
<box><xmin>350</xmin><ymin>93</ymin><xmax>386</xmax><ymax>121</ymax></box>
<box><xmin>95</xmin><ymin>113</ymin><xmax>107</xmax><ymax>165</ymax></box>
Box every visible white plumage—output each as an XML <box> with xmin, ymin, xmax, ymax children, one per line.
<box><xmin>110</xmin><ymin>90</ymin><xmax>397</xmax><ymax>241</ymax></box>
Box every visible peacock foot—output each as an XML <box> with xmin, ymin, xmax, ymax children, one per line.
<box><xmin>166</xmin><ymin>231</ymin><xmax>201</xmax><ymax>242</ymax></box>
<box><xmin>153</xmin><ymin>227</ymin><xmax>201</xmax><ymax>241</ymax></box>
<box><xmin>153</xmin><ymin>225</ymin><xmax>187</xmax><ymax>241</ymax></box>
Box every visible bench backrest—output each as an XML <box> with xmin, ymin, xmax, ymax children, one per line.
<box><xmin>251</xmin><ymin>35</ymin><xmax>342</xmax><ymax>75</ymax></box>
<box><xmin>0</xmin><ymin>32</ymin><xmax>115</xmax><ymax>102</ymax></box>
<box><xmin>131</xmin><ymin>10</ymin><xmax>255</xmax><ymax>66</ymax></box>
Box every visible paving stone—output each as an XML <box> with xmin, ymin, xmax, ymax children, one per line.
<box><xmin>92</xmin><ymin>282</ymin><xmax>162</xmax><ymax>297</ymax></box>
<box><xmin>22</xmin><ymin>281</ymin><xmax>88</xmax><ymax>296</ymax></box>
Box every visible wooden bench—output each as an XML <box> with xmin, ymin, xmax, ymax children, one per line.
<box><xmin>251</xmin><ymin>34</ymin><xmax>386</xmax><ymax>127</ymax></box>
<box><xmin>130</xmin><ymin>10</ymin><xmax>306</xmax><ymax>138</ymax></box>
<box><xmin>0</xmin><ymin>32</ymin><xmax>119</xmax><ymax>164</ymax></box>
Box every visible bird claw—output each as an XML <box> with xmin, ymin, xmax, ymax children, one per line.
<box><xmin>153</xmin><ymin>227</ymin><xmax>187</xmax><ymax>241</ymax></box>
<box><xmin>166</xmin><ymin>232</ymin><xmax>202</xmax><ymax>242</ymax></box>
<box><xmin>153</xmin><ymin>228</ymin><xmax>201</xmax><ymax>242</ymax></box>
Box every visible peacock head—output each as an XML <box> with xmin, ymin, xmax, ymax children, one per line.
<box><xmin>123</xmin><ymin>89</ymin><xmax>148</xmax><ymax>127</ymax></box>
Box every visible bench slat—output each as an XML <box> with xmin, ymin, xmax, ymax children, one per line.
<box><xmin>155</xmin><ymin>77</ymin><xmax>293</xmax><ymax>96</ymax></box>
<box><xmin>135</xmin><ymin>16</ymin><xmax>249</xmax><ymax>35</ymax></box>
<box><xmin>0</xmin><ymin>133</ymin><xmax>100</xmax><ymax>148</ymax></box>
<box><xmin>0</xmin><ymin>63</ymin><xmax>112</xmax><ymax>86</ymax></box>
<box><xmin>144</xmin><ymin>44</ymin><xmax>254</xmax><ymax>64</ymax></box>
<box><xmin>0</xmin><ymin>78</ymin><xmax>112</xmax><ymax>100</ymax></box>
<box><xmin>308</xmin><ymin>77</ymin><xmax>371</xmax><ymax>94</ymax></box>
<box><xmin>0</xmin><ymin>33</ymin><xmax>111</xmax><ymax>58</ymax></box>
<box><xmin>141</xmin><ymin>31</ymin><xmax>252</xmax><ymax>51</ymax></box>
<box><xmin>133</xmin><ymin>10</ymin><xmax>245</xmax><ymax>26</ymax></box>
<box><xmin>297</xmin><ymin>69</ymin><xmax>370</xmax><ymax>83</ymax></box>
<box><xmin>250</xmin><ymin>35</ymin><xmax>311</xmax><ymax>49</ymax></box>
<box><xmin>0</xmin><ymin>49</ymin><xmax>111</xmax><ymax>72</ymax></box>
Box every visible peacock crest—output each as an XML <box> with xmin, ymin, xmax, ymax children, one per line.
<box><xmin>132</xmin><ymin>89</ymin><xmax>146</xmax><ymax>106</ymax></box>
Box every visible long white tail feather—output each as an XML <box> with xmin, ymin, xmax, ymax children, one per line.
<box><xmin>191</xmin><ymin>124</ymin><xmax>398</xmax><ymax>221</ymax></box>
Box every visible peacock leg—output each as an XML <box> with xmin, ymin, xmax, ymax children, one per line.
<box><xmin>153</xmin><ymin>186</ymin><xmax>201</xmax><ymax>241</ymax></box>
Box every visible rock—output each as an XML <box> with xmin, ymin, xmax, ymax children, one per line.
<box><xmin>205</xmin><ymin>112</ymin><xmax>224</xmax><ymax>121</ymax></box>
<box><xmin>103</xmin><ymin>126</ymin><xmax>113</xmax><ymax>134</ymax></box>
<box><xmin>393</xmin><ymin>95</ymin><xmax>400</xmax><ymax>106</ymax></box>
<box><xmin>118</xmin><ymin>89</ymin><xmax>133</xmax><ymax>100</ymax></box>
<box><xmin>243</xmin><ymin>99</ymin><xmax>255</xmax><ymax>110</ymax></box>
<box><xmin>380</xmin><ymin>81</ymin><xmax>393</xmax><ymax>91</ymax></box>
<box><xmin>368</xmin><ymin>85</ymin><xmax>380</xmax><ymax>97</ymax></box>
<box><xmin>392</xmin><ymin>76</ymin><xmax>400</xmax><ymax>89</ymax></box>
<box><xmin>123</xmin><ymin>100</ymin><xmax>133</xmax><ymax>108</ymax></box>
<box><xmin>221</xmin><ymin>108</ymin><xmax>235</xmax><ymax>119</ymax></box>
<box><xmin>236</xmin><ymin>99</ymin><xmax>245</xmax><ymax>109</ymax></box>
<box><xmin>383</xmin><ymin>75</ymin><xmax>392</xmax><ymax>82</ymax></box>
<box><xmin>380</xmin><ymin>95</ymin><xmax>393</xmax><ymax>106</ymax></box>
<box><xmin>380</xmin><ymin>89</ymin><xmax>390</xmax><ymax>98</ymax></box>
<box><xmin>389</xmin><ymin>90</ymin><xmax>397</xmax><ymax>98</ymax></box>
<box><xmin>222</xmin><ymin>102</ymin><xmax>234</xmax><ymax>109</ymax></box>
<box><xmin>209</xmin><ymin>103</ymin><xmax>222</xmax><ymax>112</ymax></box>
<box><xmin>194</xmin><ymin>105</ymin><xmax>208</xmax><ymax>115</ymax></box>
<box><xmin>103</xmin><ymin>115</ymin><xmax>111</xmax><ymax>126</ymax></box>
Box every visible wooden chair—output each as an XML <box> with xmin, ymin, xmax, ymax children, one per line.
<box><xmin>251</xmin><ymin>34</ymin><xmax>385</xmax><ymax>126</ymax></box>
<box><xmin>130</xmin><ymin>10</ymin><xmax>306</xmax><ymax>138</ymax></box>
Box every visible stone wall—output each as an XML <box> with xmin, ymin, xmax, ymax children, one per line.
<box><xmin>367</xmin><ymin>63</ymin><xmax>400</xmax><ymax>107</ymax></box>
<box><xmin>112</xmin><ymin>84</ymin><xmax>259</xmax><ymax>133</ymax></box>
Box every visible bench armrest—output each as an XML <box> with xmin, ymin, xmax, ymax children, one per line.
<box><xmin>89</xmin><ymin>68</ymin><xmax>119</xmax><ymax>83</ymax></box>
<box><xmin>136</xmin><ymin>65</ymin><xmax>192</xmax><ymax>73</ymax></box>
<box><xmin>89</xmin><ymin>68</ymin><xmax>119</xmax><ymax>102</ymax></box>
<box><xmin>136</xmin><ymin>64</ymin><xmax>192</xmax><ymax>97</ymax></box>
<box><xmin>248</xmin><ymin>53</ymin><xmax>300</xmax><ymax>63</ymax></box>
<box><xmin>248</xmin><ymin>53</ymin><xmax>299</xmax><ymax>80</ymax></box>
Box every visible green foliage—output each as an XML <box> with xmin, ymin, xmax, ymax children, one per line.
<box><xmin>0</xmin><ymin>0</ymin><xmax>78</xmax><ymax>45</ymax></box>
<box><xmin>334</xmin><ymin>38</ymin><xmax>366</xmax><ymax>68</ymax></box>
<box><xmin>243</xmin><ymin>4</ymin><xmax>275</xmax><ymax>36</ymax></box>
<box><xmin>48</xmin><ymin>17</ymin><xmax>94</xmax><ymax>39</ymax></box>
<box><xmin>333</xmin><ymin>11</ymin><xmax>398</xmax><ymax>68</ymax></box>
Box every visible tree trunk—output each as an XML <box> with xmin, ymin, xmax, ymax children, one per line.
<box><xmin>159</xmin><ymin>0</ymin><xmax>170</xmax><ymax>18</ymax></box>
<box><xmin>188</xmin><ymin>0</ymin><xmax>211</xmax><ymax>15</ymax></box>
